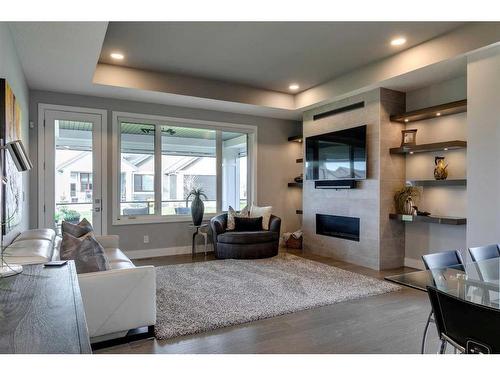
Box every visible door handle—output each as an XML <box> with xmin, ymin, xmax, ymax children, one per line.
<box><xmin>94</xmin><ymin>207</ymin><xmax>101</xmax><ymax>212</ymax></box>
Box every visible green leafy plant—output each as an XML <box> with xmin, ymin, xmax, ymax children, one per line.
<box><xmin>56</xmin><ymin>206</ymin><xmax>81</xmax><ymax>223</ymax></box>
<box><xmin>394</xmin><ymin>186</ymin><xmax>421</xmax><ymax>214</ymax></box>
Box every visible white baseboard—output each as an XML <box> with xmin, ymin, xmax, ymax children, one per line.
<box><xmin>125</xmin><ymin>245</ymin><xmax>200</xmax><ymax>259</ymax></box>
<box><xmin>404</xmin><ymin>257</ymin><xmax>424</xmax><ymax>270</ymax></box>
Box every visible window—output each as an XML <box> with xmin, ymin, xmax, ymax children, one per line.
<box><xmin>80</xmin><ymin>173</ymin><xmax>92</xmax><ymax>191</ymax></box>
<box><xmin>161</xmin><ymin>125</ymin><xmax>217</xmax><ymax>215</ymax></box>
<box><xmin>134</xmin><ymin>174</ymin><xmax>154</xmax><ymax>192</ymax></box>
<box><xmin>114</xmin><ymin>113</ymin><xmax>256</xmax><ymax>223</ymax></box>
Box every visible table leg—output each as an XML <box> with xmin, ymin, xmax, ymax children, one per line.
<box><xmin>192</xmin><ymin>228</ymin><xmax>198</xmax><ymax>259</ymax></box>
<box><xmin>204</xmin><ymin>233</ymin><xmax>208</xmax><ymax>257</ymax></box>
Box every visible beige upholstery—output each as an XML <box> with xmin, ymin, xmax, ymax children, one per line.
<box><xmin>14</xmin><ymin>228</ymin><xmax>56</xmax><ymax>242</ymax></box>
<box><xmin>3</xmin><ymin>229</ymin><xmax>157</xmax><ymax>341</ymax></box>
<box><xmin>4</xmin><ymin>230</ymin><xmax>55</xmax><ymax>265</ymax></box>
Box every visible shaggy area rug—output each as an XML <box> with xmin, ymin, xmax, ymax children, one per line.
<box><xmin>154</xmin><ymin>253</ymin><xmax>401</xmax><ymax>340</ymax></box>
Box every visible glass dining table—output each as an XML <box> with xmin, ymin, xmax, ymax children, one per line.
<box><xmin>385</xmin><ymin>257</ymin><xmax>500</xmax><ymax>353</ymax></box>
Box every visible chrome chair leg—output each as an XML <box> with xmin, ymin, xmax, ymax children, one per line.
<box><xmin>421</xmin><ymin>310</ymin><xmax>433</xmax><ymax>354</ymax></box>
<box><xmin>439</xmin><ymin>339</ymin><xmax>447</xmax><ymax>354</ymax></box>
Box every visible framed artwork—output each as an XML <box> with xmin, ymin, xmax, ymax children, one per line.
<box><xmin>401</xmin><ymin>129</ymin><xmax>417</xmax><ymax>147</ymax></box>
<box><xmin>0</xmin><ymin>79</ymin><xmax>23</xmax><ymax>234</ymax></box>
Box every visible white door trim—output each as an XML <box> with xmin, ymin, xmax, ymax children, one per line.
<box><xmin>37</xmin><ymin>103</ymin><xmax>108</xmax><ymax>234</ymax></box>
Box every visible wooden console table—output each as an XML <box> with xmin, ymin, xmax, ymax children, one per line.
<box><xmin>0</xmin><ymin>261</ymin><xmax>91</xmax><ymax>353</ymax></box>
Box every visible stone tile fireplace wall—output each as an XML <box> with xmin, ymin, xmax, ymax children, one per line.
<box><xmin>302</xmin><ymin>88</ymin><xmax>406</xmax><ymax>270</ymax></box>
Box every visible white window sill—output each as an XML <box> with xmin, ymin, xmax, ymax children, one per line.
<box><xmin>111</xmin><ymin>213</ymin><xmax>219</xmax><ymax>226</ymax></box>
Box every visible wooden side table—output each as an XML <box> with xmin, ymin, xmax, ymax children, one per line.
<box><xmin>189</xmin><ymin>224</ymin><xmax>209</xmax><ymax>258</ymax></box>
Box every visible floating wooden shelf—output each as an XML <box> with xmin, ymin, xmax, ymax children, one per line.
<box><xmin>288</xmin><ymin>182</ymin><xmax>303</xmax><ymax>188</ymax></box>
<box><xmin>296</xmin><ymin>209</ymin><xmax>303</xmax><ymax>215</ymax></box>
<box><xmin>288</xmin><ymin>135</ymin><xmax>303</xmax><ymax>143</ymax></box>
<box><xmin>406</xmin><ymin>179</ymin><xmax>467</xmax><ymax>187</ymax></box>
<box><xmin>390</xmin><ymin>140</ymin><xmax>467</xmax><ymax>155</ymax></box>
<box><xmin>389</xmin><ymin>213</ymin><xmax>466</xmax><ymax>225</ymax></box>
<box><xmin>296</xmin><ymin>158</ymin><xmax>303</xmax><ymax>163</ymax></box>
<box><xmin>390</xmin><ymin>99</ymin><xmax>467</xmax><ymax>124</ymax></box>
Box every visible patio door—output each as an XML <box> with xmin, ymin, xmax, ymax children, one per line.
<box><xmin>39</xmin><ymin>106</ymin><xmax>107</xmax><ymax>235</ymax></box>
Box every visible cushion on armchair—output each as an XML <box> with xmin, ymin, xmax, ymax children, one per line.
<box><xmin>250</xmin><ymin>205</ymin><xmax>273</xmax><ymax>230</ymax></box>
<box><xmin>234</xmin><ymin>216</ymin><xmax>263</xmax><ymax>231</ymax></box>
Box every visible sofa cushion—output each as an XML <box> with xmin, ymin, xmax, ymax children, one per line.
<box><xmin>3</xmin><ymin>239</ymin><xmax>53</xmax><ymax>265</ymax></box>
<box><xmin>13</xmin><ymin>228</ymin><xmax>56</xmax><ymax>243</ymax></box>
<box><xmin>62</xmin><ymin>219</ymin><xmax>93</xmax><ymax>238</ymax></box>
<box><xmin>61</xmin><ymin>233</ymin><xmax>110</xmax><ymax>274</ymax></box>
<box><xmin>250</xmin><ymin>205</ymin><xmax>273</xmax><ymax>230</ymax></box>
<box><xmin>217</xmin><ymin>230</ymin><xmax>279</xmax><ymax>245</ymax></box>
<box><xmin>227</xmin><ymin>205</ymin><xmax>249</xmax><ymax>230</ymax></box>
<box><xmin>234</xmin><ymin>216</ymin><xmax>263</xmax><ymax>231</ymax></box>
<box><xmin>103</xmin><ymin>248</ymin><xmax>135</xmax><ymax>270</ymax></box>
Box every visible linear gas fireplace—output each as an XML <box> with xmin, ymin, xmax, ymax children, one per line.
<box><xmin>316</xmin><ymin>214</ymin><xmax>360</xmax><ymax>242</ymax></box>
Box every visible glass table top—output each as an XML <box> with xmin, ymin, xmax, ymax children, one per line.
<box><xmin>385</xmin><ymin>257</ymin><xmax>500</xmax><ymax>309</ymax></box>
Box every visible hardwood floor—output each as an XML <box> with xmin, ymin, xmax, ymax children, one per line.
<box><xmin>95</xmin><ymin>250</ymin><xmax>440</xmax><ymax>354</ymax></box>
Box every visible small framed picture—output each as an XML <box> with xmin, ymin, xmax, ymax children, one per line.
<box><xmin>401</xmin><ymin>129</ymin><xmax>417</xmax><ymax>147</ymax></box>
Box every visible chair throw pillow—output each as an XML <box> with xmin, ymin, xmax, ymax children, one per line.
<box><xmin>227</xmin><ymin>205</ymin><xmax>249</xmax><ymax>230</ymax></box>
<box><xmin>60</xmin><ymin>233</ymin><xmax>110</xmax><ymax>274</ymax></box>
<box><xmin>250</xmin><ymin>205</ymin><xmax>273</xmax><ymax>230</ymax></box>
<box><xmin>234</xmin><ymin>216</ymin><xmax>263</xmax><ymax>232</ymax></box>
<box><xmin>61</xmin><ymin>218</ymin><xmax>94</xmax><ymax>238</ymax></box>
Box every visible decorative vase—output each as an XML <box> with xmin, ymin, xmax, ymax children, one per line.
<box><xmin>402</xmin><ymin>198</ymin><xmax>415</xmax><ymax>215</ymax></box>
<box><xmin>434</xmin><ymin>156</ymin><xmax>448</xmax><ymax>180</ymax></box>
<box><xmin>190</xmin><ymin>196</ymin><xmax>204</xmax><ymax>226</ymax></box>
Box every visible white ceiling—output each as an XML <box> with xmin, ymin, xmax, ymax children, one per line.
<box><xmin>8</xmin><ymin>22</ymin><xmax>474</xmax><ymax>120</ymax></box>
<box><xmin>100</xmin><ymin>22</ymin><xmax>464</xmax><ymax>93</ymax></box>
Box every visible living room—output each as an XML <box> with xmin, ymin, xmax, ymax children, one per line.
<box><xmin>2</xmin><ymin>1</ymin><xmax>500</xmax><ymax>373</ymax></box>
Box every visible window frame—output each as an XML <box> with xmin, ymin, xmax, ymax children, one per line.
<box><xmin>112</xmin><ymin>111</ymin><xmax>257</xmax><ymax>225</ymax></box>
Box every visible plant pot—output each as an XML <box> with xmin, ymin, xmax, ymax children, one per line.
<box><xmin>190</xmin><ymin>196</ymin><xmax>205</xmax><ymax>226</ymax></box>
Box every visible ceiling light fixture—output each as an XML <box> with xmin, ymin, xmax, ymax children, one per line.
<box><xmin>436</xmin><ymin>112</ymin><xmax>441</xmax><ymax>117</ymax></box>
<box><xmin>110</xmin><ymin>52</ymin><xmax>125</xmax><ymax>60</ymax></box>
<box><xmin>390</xmin><ymin>37</ymin><xmax>407</xmax><ymax>46</ymax></box>
<box><xmin>289</xmin><ymin>83</ymin><xmax>300</xmax><ymax>91</ymax></box>
<box><xmin>404</xmin><ymin>118</ymin><xmax>409</xmax><ymax>123</ymax></box>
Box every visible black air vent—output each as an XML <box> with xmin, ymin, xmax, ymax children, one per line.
<box><xmin>313</xmin><ymin>101</ymin><xmax>365</xmax><ymax>121</ymax></box>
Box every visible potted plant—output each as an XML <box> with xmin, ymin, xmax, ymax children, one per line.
<box><xmin>394</xmin><ymin>186</ymin><xmax>421</xmax><ymax>215</ymax></box>
<box><xmin>186</xmin><ymin>188</ymin><xmax>207</xmax><ymax>226</ymax></box>
<box><xmin>62</xmin><ymin>208</ymin><xmax>81</xmax><ymax>224</ymax></box>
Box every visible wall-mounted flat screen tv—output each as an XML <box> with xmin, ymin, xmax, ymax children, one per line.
<box><xmin>305</xmin><ymin>125</ymin><xmax>367</xmax><ymax>181</ymax></box>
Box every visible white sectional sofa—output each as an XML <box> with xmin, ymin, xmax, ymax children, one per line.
<box><xmin>3</xmin><ymin>229</ymin><xmax>156</xmax><ymax>343</ymax></box>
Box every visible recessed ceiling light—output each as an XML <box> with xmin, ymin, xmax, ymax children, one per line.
<box><xmin>289</xmin><ymin>83</ymin><xmax>300</xmax><ymax>91</ymax></box>
<box><xmin>404</xmin><ymin>118</ymin><xmax>409</xmax><ymax>123</ymax></box>
<box><xmin>436</xmin><ymin>112</ymin><xmax>441</xmax><ymax>116</ymax></box>
<box><xmin>444</xmin><ymin>148</ymin><xmax>448</xmax><ymax>151</ymax></box>
<box><xmin>390</xmin><ymin>37</ymin><xmax>407</xmax><ymax>46</ymax></box>
<box><xmin>110</xmin><ymin>52</ymin><xmax>124</xmax><ymax>60</ymax></box>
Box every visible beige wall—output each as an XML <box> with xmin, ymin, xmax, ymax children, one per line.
<box><xmin>467</xmin><ymin>46</ymin><xmax>500</xmax><ymax>247</ymax></box>
<box><xmin>29</xmin><ymin>90</ymin><xmax>301</xmax><ymax>253</ymax></box>
<box><xmin>403</xmin><ymin>76</ymin><xmax>467</xmax><ymax>266</ymax></box>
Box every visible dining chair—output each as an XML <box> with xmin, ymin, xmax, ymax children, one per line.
<box><xmin>420</xmin><ymin>250</ymin><xmax>464</xmax><ymax>354</ymax></box>
<box><xmin>468</xmin><ymin>244</ymin><xmax>500</xmax><ymax>262</ymax></box>
<box><xmin>468</xmin><ymin>244</ymin><xmax>500</xmax><ymax>304</ymax></box>
<box><xmin>427</xmin><ymin>286</ymin><xmax>500</xmax><ymax>354</ymax></box>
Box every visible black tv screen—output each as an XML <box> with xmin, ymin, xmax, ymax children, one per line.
<box><xmin>305</xmin><ymin>125</ymin><xmax>367</xmax><ymax>181</ymax></box>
